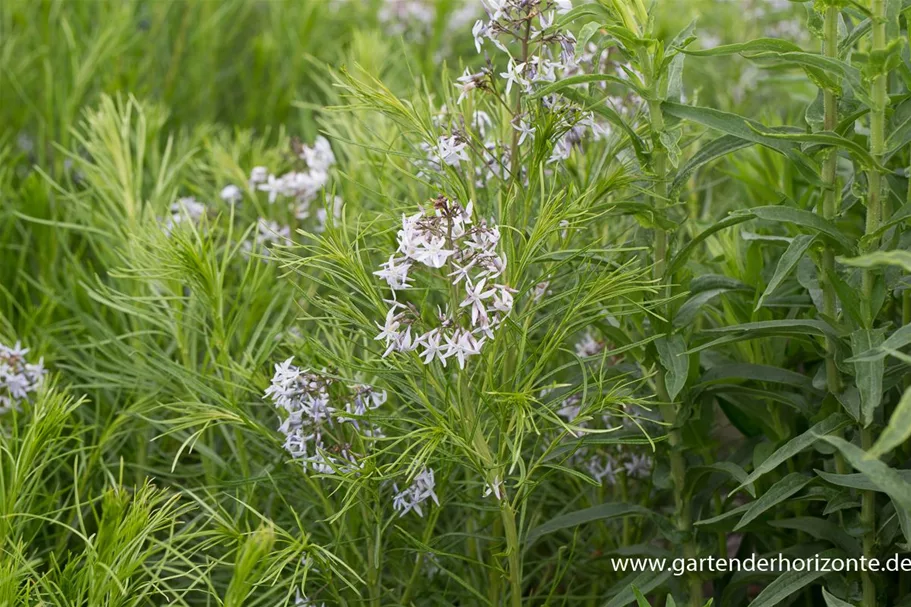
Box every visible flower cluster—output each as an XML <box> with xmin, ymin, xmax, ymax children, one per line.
<box><xmin>451</xmin><ymin>0</ymin><xmax>625</xmax><ymax>166</ymax></box>
<box><xmin>362</xmin><ymin>0</ymin><xmax>479</xmax><ymax>40</ymax></box>
<box><xmin>583</xmin><ymin>449</ymin><xmax>653</xmax><ymax>485</ymax></box>
<box><xmin>235</xmin><ymin>136</ymin><xmax>338</xmax><ymax>254</ymax></box>
<box><xmin>374</xmin><ymin>196</ymin><xmax>515</xmax><ymax>369</ymax></box>
<box><xmin>265</xmin><ymin>357</ymin><xmax>386</xmax><ymax>475</ymax></box>
<box><xmin>1</xmin><ymin>341</ymin><xmax>46</xmax><ymax>414</ymax></box>
<box><xmin>555</xmin><ymin>395</ymin><xmax>657</xmax><ymax>485</ymax></box>
<box><xmin>248</xmin><ymin>136</ymin><xmax>336</xmax><ymax>216</ymax></box>
<box><xmin>242</xmin><ymin>219</ymin><xmax>292</xmax><ymax>257</ymax></box>
<box><xmin>161</xmin><ymin>196</ymin><xmax>207</xmax><ymax>236</ymax></box>
<box><xmin>392</xmin><ymin>467</ymin><xmax>440</xmax><ymax>517</ymax></box>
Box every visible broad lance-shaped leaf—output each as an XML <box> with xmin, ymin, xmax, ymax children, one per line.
<box><xmin>555</xmin><ymin>3</ymin><xmax>612</xmax><ymax>27</ymax></box>
<box><xmin>815</xmin><ymin>435</ymin><xmax>911</xmax><ymax>515</ymax></box>
<box><xmin>733</xmin><ymin>413</ymin><xmax>850</xmax><ymax>493</ymax></box>
<box><xmin>632</xmin><ymin>587</ymin><xmax>650</xmax><ymax>607</ymax></box>
<box><xmin>529</xmin><ymin>74</ymin><xmax>645</xmax><ymax>99</ymax></box>
<box><xmin>696</xmin><ymin>364</ymin><xmax>815</xmax><ymax>390</ymax></box>
<box><xmin>660</xmin><ymin>102</ymin><xmax>800</xmax><ymax>155</ymax></box>
<box><xmin>682</xmin><ymin>39</ymin><xmax>859</xmax><ymax>100</ymax></box>
<box><xmin>661</xmin><ymin>101</ymin><xmax>822</xmax><ymax>185</ymax></box>
<box><xmin>659</xmin><ymin>103</ymin><xmax>824</xmax><ymax>184</ymax></box>
<box><xmin>655</xmin><ymin>334</ymin><xmax>689</xmax><ymax>402</ymax></box>
<box><xmin>851</xmin><ymin>329</ymin><xmax>886</xmax><ymax>427</ymax></box>
<box><xmin>755</xmin><ymin>234</ymin><xmax>816</xmax><ymax>311</ymax></box>
<box><xmin>674</xmin><ymin>288</ymin><xmax>744</xmax><ymax>328</ymax></box>
<box><xmin>838</xmin><ymin>250</ymin><xmax>911</xmax><ymax>273</ymax></box>
<box><xmin>694</xmin><ymin>502</ymin><xmax>750</xmax><ymax>530</ymax></box>
<box><xmin>747</xmin><ymin>51</ymin><xmax>870</xmax><ymax>105</ymax></box>
<box><xmin>673</xmin><ymin>278</ymin><xmax>752</xmax><ymax>328</ymax></box>
<box><xmin>818</xmin><ymin>436</ymin><xmax>911</xmax><ymax>548</ymax></box>
<box><xmin>682</xmin><ymin>37</ymin><xmax>804</xmax><ymax>57</ymax></box>
<box><xmin>768</xmin><ymin>518</ymin><xmax>860</xmax><ymax>556</ymax></box>
<box><xmin>847</xmin><ymin>323</ymin><xmax>911</xmax><ymax>363</ymax></box>
<box><xmin>691</xmin><ymin>319</ymin><xmax>845</xmax><ymax>357</ymax></box>
<box><xmin>822</xmin><ymin>588</ymin><xmax>855</xmax><ymax>607</ymax></box>
<box><xmin>749</xmin><ymin>549</ymin><xmax>843</xmax><ymax>607</ymax></box>
<box><xmin>749</xmin><ymin>128</ymin><xmax>885</xmax><ymax>171</ymax></box>
<box><xmin>525</xmin><ymin>503</ymin><xmax>653</xmax><ymax>546</ymax></box>
<box><xmin>735</xmin><ymin>473</ymin><xmax>812</xmax><ymax>531</ymax></box>
<box><xmin>604</xmin><ymin>571</ymin><xmax>671</xmax><ymax>607</ymax></box>
<box><xmin>668</xmin><ymin>214</ymin><xmax>753</xmax><ymax>275</ymax></box>
<box><xmin>732</xmin><ymin>206</ymin><xmax>855</xmax><ymax>252</ymax></box>
<box><xmin>671</xmin><ymin>134</ymin><xmax>752</xmax><ymax>195</ymax></box>
<box><xmin>869</xmin><ymin>386</ymin><xmax>911</xmax><ymax>458</ymax></box>
<box><xmin>816</xmin><ymin>468</ymin><xmax>911</xmax><ymax>490</ymax></box>
<box><xmin>686</xmin><ymin>462</ymin><xmax>756</xmax><ymax>498</ymax></box>
<box><xmin>576</xmin><ymin>20</ymin><xmax>601</xmax><ymax>47</ymax></box>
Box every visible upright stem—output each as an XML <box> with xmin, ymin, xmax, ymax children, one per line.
<box><xmin>863</xmin><ymin>0</ymin><xmax>887</xmax><ymax>320</ymax></box>
<box><xmin>500</xmin><ymin>500</ymin><xmax>523</xmax><ymax>607</ymax></box>
<box><xmin>861</xmin><ymin>3</ymin><xmax>887</xmax><ymax>605</ymax></box>
<box><xmin>820</xmin><ymin>6</ymin><xmax>843</xmax><ymax>396</ymax></box>
<box><xmin>646</xmin><ymin>88</ymin><xmax>701</xmax><ymax>606</ymax></box>
<box><xmin>820</xmin><ymin>5</ymin><xmax>851</xmax><ymax>479</ymax></box>
<box><xmin>861</xmin><ymin>427</ymin><xmax>877</xmax><ymax>607</ymax></box>
<box><xmin>904</xmin><ymin>290</ymin><xmax>911</xmax><ymax>391</ymax></box>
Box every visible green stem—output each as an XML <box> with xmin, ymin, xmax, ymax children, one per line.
<box><xmin>500</xmin><ymin>499</ymin><xmax>523</xmax><ymax>607</ymax></box>
<box><xmin>861</xmin><ymin>427</ymin><xmax>877</xmax><ymax>607</ymax></box>
<box><xmin>863</xmin><ymin>0</ymin><xmax>887</xmax><ymax>322</ymax></box>
<box><xmin>647</xmin><ymin>91</ymin><xmax>700</xmax><ymax>606</ymax></box>
<box><xmin>820</xmin><ymin>5</ymin><xmax>843</xmax><ymax>395</ymax></box>
<box><xmin>904</xmin><ymin>290</ymin><xmax>911</xmax><ymax>392</ymax></box>
<box><xmin>619</xmin><ymin>471</ymin><xmax>631</xmax><ymax>546</ymax></box>
<box><xmin>860</xmin><ymin>4</ymin><xmax>887</xmax><ymax>605</ymax></box>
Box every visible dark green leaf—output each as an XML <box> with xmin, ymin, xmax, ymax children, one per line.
<box><xmin>749</xmin><ymin>549</ymin><xmax>842</xmax><ymax>607</ymax></box>
<box><xmin>530</xmin><ymin>74</ymin><xmax>644</xmax><ymax>100</ymax></box>
<box><xmin>735</xmin><ymin>205</ymin><xmax>855</xmax><ymax>252</ymax></box>
<box><xmin>734</xmin><ymin>413</ymin><xmax>851</xmax><ymax>492</ymax></box>
<box><xmin>697</xmin><ymin>364</ymin><xmax>815</xmax><ymax>390</ymax></box>
<box><xmin>525</xmin><ymin>503</ymin><xmax>653</xmax><ymax>546</ymax></box>
<box><xmin>670</xmin><ymin>135</ymin><xmax>752</xmax><ymax>195</ymax></box>
<box><xmin>768</xmin><ymin>518</ymin><xmax>860</xmax><ymax>556</ymax></box>
<box><xmin>756</xmin><ymin>235</ymin><xmax>816</xmax><ymax>310</ymax></box>
<box><xmin>850</xmin><ymin>329</ymin><xmax>886</xmax><ymax>427</ymax></box>
<box><xmin>668</xmin><ymin>214</ymin><xmax>754</xmax><ymax>275</ymax></box>
<box><xmin>814</xmin><ymin>435</ymin><xmax>911</xmax><ymax>514</ymax></box>
<box><xmin>846</xmin><ymin>323</ymin><xmax>911</xmax><ymax>362</ymax></box>
<box><xmin>870</xmin><ymin>386</ymin><xmax>911</xmax><ymax>458</ymax></box>
<box><xmin>686</xmin><ymin>462</ymin><xmax>756</xmax><ymax>498</ymax></box>
<box><xmin>735</xmin><ymin>473</ymin><xmax>812</xmax><ymax>530</ymax></box>
<box><xmin>822</xmin><ymin>588</ymin><xmax>856</xmax><ymax>607</ymax></box>
<box><xmin>604</xmin><ymin>571</ymin><xmax>672</xmax><ymax>607</ymax></box>
<box><xmin>656</xmin><ymin>334</ymin><xmax>689</xmax><ymax>402</ymax></box>
<box><xmin>838</xmin><ymin>250</ymin><xmax>911</xmax><ymax>273</ymax></box>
